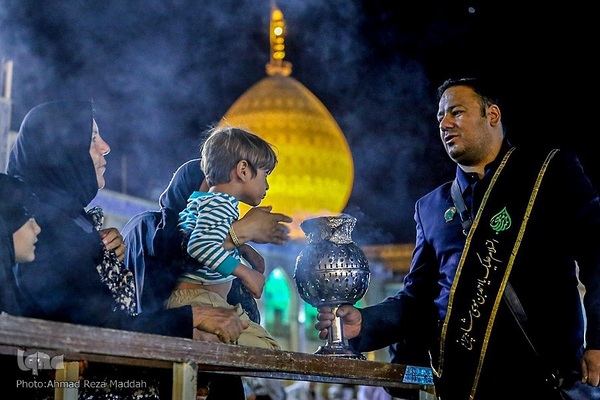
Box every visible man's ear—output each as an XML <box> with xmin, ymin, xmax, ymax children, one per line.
<box><xmin>488</xmin><ymin>104</ymin><xmax>501</xmax><ymax>127</ymax></box>
<box><xmin>236</xmin><ymin>160</ymin><xmax>251</xmax><ymax>182</ymax></box>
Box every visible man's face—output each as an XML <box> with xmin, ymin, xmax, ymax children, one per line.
<box><xmin>437</xmin><ymin>85</ymin><xmax>498</xmax><ymax>168</ymax></box>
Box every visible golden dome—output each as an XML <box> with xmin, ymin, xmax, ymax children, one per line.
<box><xmin>219</xmin><ymin>6</ymin><xmax>354</xmax><ymax>238</ymax></box>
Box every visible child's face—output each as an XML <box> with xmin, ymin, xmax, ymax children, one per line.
<box><xmin>241</xmin><ymin>168</ymin><xmax>270</xmax><ymax>207</ymax></box>
<box><xmin>13</xmin><ymin>218</ymin><xmax>41</xmax><ymax>263</ymax></box>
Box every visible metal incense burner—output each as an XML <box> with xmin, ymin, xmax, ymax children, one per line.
<box><xmin>294</xmin><ymin>213</ymin><xmax>370</xmax><ymax>359</ymax></box>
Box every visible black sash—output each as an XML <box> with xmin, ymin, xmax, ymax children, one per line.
<box><xmin>434</xmin><ymin>147</ymin><xmax>559</xmax><ymax>399</ymax></box>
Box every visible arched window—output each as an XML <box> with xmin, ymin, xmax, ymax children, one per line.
<box><xmin>264</xmin><ymin>268</ymin><xmax>291</xmax><ymax>336</ymax></box>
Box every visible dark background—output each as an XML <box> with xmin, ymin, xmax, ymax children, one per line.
<box><xmin>1</xmin><ymin>0</ymin><xmax>598</xmax><ymax>244</ymax></box>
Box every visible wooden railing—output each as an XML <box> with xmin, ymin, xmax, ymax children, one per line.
<box><xmin>0</xmin><ymin>313</ymin><xmax>435</xmax><ymax>399</ymax></box>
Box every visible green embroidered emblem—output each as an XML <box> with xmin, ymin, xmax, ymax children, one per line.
<box><xmin>444</xmin><ymin>207</ymin><xmax>457</xmax><ymax>223</ymax></box>
<box><xmin>490</xmin><ymin>206</ymin><xmax>511</xmax><ymax>233</ymax></box>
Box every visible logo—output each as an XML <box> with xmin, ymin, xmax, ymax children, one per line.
<box><xmin>16</xmin><ymin>349</ymin><xmax>64</xmax><ymax>375</ymax></box>
<box><xmin>490</xmin><ymin>207</ymin><xmax>511</xmax><ymax>233</ymax></box>
<box><xmin>444</xmin><ymin>207</ymin><xmax>457</xmax><ymax>223</ymax></box>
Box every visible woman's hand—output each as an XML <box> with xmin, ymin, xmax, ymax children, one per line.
<box><xmin>99</xmin><ymin>227</ymin><xmax>126</xmax><ymax>261</ymax></box>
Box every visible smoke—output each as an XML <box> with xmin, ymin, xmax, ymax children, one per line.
<box><xmin>6</xmin><ymin>0</ymin><xmax>594</xmax><ymax>244</ymax></box>
<box><xmin>0</xmin><ymin>0</ymin><xmax>450</xmax><ymax>245</ymax></box>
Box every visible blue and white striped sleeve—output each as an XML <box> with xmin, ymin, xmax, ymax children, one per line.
<box><xmin>186</xmin><ymin>194</ymin><xmax>240</xmax><ymax>277</ymax></box>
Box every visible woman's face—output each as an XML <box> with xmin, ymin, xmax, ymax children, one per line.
<box><xmin>89</xmin><ymin>119</ymin><xmax>111</xmax><ymax>189</ymax></box>
<box><xmin>13</xmin><ymin>218</ymin><xmax>41</xmax><ymax>263</ymax></box>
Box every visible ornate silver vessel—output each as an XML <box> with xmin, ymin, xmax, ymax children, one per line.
<box><xmin>294</xmin><ymin>213</ymin><xmax>370</xmax><ymax>359</ymax></box>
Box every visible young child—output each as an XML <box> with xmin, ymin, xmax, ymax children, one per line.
<box><xmin>0</xmin><ymin>173</ymin><xmax>41</xmax><ymax>314</ymax></box>
<box><xmin>166</xmin><ymin>125</ymin><xmax>280</xmax><ymax>350</ymax></box>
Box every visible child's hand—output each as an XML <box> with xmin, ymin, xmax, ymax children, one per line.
<box><xmin>235</xmin><ymin>266</ymin><xmax>265</xmax><ymax>299</ymax></box>
<box><xmin>239</xmin><ymin>244</ymin><xmax>265</xmax><ymax>274</ymax></box>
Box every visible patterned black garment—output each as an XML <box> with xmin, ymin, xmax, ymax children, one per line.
<box><xmin>80</xmin><ymin>207</ymin><xmax>161</xmax><ymax>400</ymax></box>
<box><xmin>87</xmin><ymin>206</ymin><xmax>138</xmax><ymax>316</ymax></box>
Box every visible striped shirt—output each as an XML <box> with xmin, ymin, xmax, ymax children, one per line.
<box><xmin>178</xmin><ymin>191</ymin><xmax>240</xmax><ymax>285</ymax></box>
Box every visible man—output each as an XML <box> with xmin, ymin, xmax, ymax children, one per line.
<box><xmin>316</xmin><ymin>77</ymin><xmax>600</xmax><ymax>399</ymax></box>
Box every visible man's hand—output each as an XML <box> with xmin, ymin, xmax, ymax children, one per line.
<box><xmin>582</xmin><ymin>348</ymin><xmax>600</xmax><ymax>386</ymax></box>
<box><xmin>316</xmin><ymin>304</ymin><xmax>363</xmax><ymax>341</ymax></box>
<box><xmin>192</xmin><ymin>305</ymin><xmax>249</xmax><ymax>344</ymax></box>
<box><xmin>233</xmin><ymin>206</ymin><xmax>292</xmax><ymax>245</ymax></box>
<box><xmin>99</xmin><ymin>227</ymin><xmax>126</xmax><ymax>261</ymax></box>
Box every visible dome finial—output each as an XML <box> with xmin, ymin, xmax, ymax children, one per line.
<box><xmin>266</xmin><ymin>3</ymin><xmax>292</xmax><ymax>77</ymax></box>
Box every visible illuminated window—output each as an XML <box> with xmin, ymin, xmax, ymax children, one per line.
<box><xmin>304</xmin><ymin>303</ymin><xmax>319</xmax><ymax>340</ymax></box>
<box><xmin>264</xmin><ymin>268</ymin><xmax>291</xmax><ymax>336</ymax></box>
